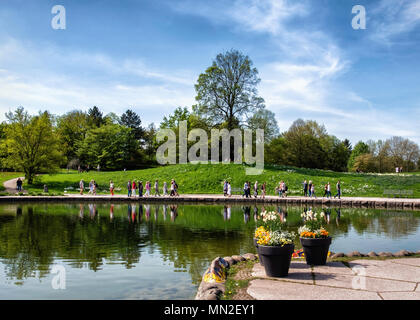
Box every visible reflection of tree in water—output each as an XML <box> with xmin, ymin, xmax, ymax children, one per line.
<box><xmin>1</xmin><ymin>203</ymin><xmax>418</xmax><ymax>285</ymax></box>
<box><xmin>0</xmin><ymin>205</ymin><xmax>146</xmax><ymax>280</ymax></box>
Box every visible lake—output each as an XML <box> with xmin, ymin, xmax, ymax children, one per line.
<box><xmin>0</xmin><ymin>202</ymin><xmax>419</xmax><ymax>299</ymax></box>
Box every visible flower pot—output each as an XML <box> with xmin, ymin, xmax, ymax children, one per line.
<box><xmin>253</xmin><ymin>238</ymin><xmax>264</xmax><ymax>266</ymax></box>
<box><xmin>257</xmin><ymin>244</ymin><xmax>294</xmax><ymax>277</ymax></box>
<box><xmin>300</xmin><ymin>237</ymin><xmax>332</xmax><ymax>265</ymax></box>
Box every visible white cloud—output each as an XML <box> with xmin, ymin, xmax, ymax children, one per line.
<box><xmin>370</xmin><ymin>0</ymin><xmax>420</xmax><ymax>44</ymax></box>
<box><xmin>0</xmin><ymin>38</ymin><xmax>196</xmax><ymax>124</ymax></box>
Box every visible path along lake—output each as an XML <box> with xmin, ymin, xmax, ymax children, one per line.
<box><xmin>0</xmin><ymin>202</ymin><xmax>419</xmax><ymax>299</ymax></box>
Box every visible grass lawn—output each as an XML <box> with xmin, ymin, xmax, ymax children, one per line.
<box><xmin>0</xmin><ymin>172</ymin><xmax>24</xmax><ymax>192</ymax></box>
<box><xmin>11</xmin><ymin>163</ymin><xmax>419</xmax><ymax>198</ymax></box>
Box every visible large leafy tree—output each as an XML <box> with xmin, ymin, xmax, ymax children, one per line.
<box><xmin>1</xmin><ymin>107</ymin><xmax>64</xmax><ymax>183</ymax></box>
<box><xmin>57</xmin><ymin>110</ymin><xmax>90</xmax><ymax>162</ymax></box>
<box><xmin>194</xmin><ymin>49</ymin><xmax>265</xmax><ymax>130</ymax></box>
<box><xmin>76</xmin><ymin>123</ymin><xmax>141</xmax><ymax>170</ymax></box>
<box><xmin>348</xmin><ymin>141</ymin><xmax>370</xmax><ymax>171</ymax></box>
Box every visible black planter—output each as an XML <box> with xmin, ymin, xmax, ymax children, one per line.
<box><xmin>257</xmin><ymin>244</ymin><xmax>294</xmax><ymax>277</ymax></box>
<box><xmin>300</xmin><ymin>237</ymin><xmax>332</xmax><ymax>265</ymax></box>
<box><xmin>253</xmin><ymin>238</ymin><xmax>264</xmax><ymax>266</ymax></box>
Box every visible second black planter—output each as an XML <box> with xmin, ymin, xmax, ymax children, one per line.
<box><xmin>300</xmin><ymin>237</ymin><xmax>332</xmax><ymax>265</ymax></box>
<box><xmin>257</xmin><ymin>244</ymin><xmax>294</xmax><ymax>277</ymax></box>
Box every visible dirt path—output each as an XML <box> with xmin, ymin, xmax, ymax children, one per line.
<box><xmin>3</xmin><ymin>177</ymin><xmax>27</xmax><ymax>194</ymax></box>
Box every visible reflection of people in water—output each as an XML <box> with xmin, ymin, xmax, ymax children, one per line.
<box><xmin>89</xmin><ymin>204</ymin><xmax>96</xmax><ymax>219</ymax></box>
<box><xmin>154</xmin><ymin>205</ymin><xmax>159</xmax><ymax>221</ymax></box>
<box><xmin>223</xmin><ymin>206</ymin><xmax>228</xmax><ymax>221</ymax></box>
<box><xmin>243</xmin><ymin>206</ymin><xmax>251</xmax><ymax>223</ymax></box>
<box><xmin>145</xmin><ymin>204</ymin><xmax>151</xmax><ymax>221</ymax></box>
<box><xmin>253</xmin><ymin>206</ymin><xmax>258</xmax><ymax>222</ymax></box>
<box><xmin>325</xmin><ymin>208</ymin><xmax>331</xmax><ymax>224</ymax></box>
<box><xmin>335</xmin><ymin>208</ymin><xmax>341</xmax><ymax>226</ymax></box>
<box><xmin>79</xmin><ymin>204</ymin><xmax>84</xmax><ymax>219</ymax></box>
<box><xmin>132</xmin><ymin>204</ymin><xmax>137</xmax><ymax>223</ymax></box>
<box><xmin>170</xmin><ymin>205</ymin><xmax>178</xmax><ymax>222</ymax></box>
<box><xmin>277</xmin><ymin>206</ymin><xmax>287</xmax><ymax>222</ymax></box>
<box><xmin>110</xmin><ymin>204</ymin><xmax>114</xmax><ymax>221</ymax></box>
<box><xmin>227</xmin><ymin>205</ymin><xmax>231</xmax><ymax>221</ymax></box>
<box><xmin>162</xmin><ymin>204</ymin><xmax>167</xmax><ymax>220</ymax></box>
<box><xmin>127</xmin><ymin>203</ymin><xmax>132</xmax><ymax>221</ymax></box>
<box><xmin>138</xmin><ymin>204</ymin><xmax>143</xmax><ymax>222</ymax></box>
<box><xmin>16</xmin><ymin>206</ymin><xmax>23</xmax><ymax>216</ymax></box>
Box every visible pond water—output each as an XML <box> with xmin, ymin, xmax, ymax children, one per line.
<box><xmin>0</xmin><ymin>202</ymin><xmax>419</xmax><ymax>299</ymax></box>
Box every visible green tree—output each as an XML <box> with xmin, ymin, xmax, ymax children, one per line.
<box><xmin>119</xmin><ymin>109</ymin><xmax>144</xmax><ymax>140</ymax></box>
<box><xmin>87</xmin><ymin>106</ymin><xmax>105</xmax><ymax>128</ymax></box>
<box><xmin>2</xmin><ymin>107</ymin><xmax>64</xmax><ymax>183</ymax></box>
<box><xmin>56</xmin><ymin>110</ymin><xmax>90</xmax><ymax>163</ymax></box>
<box><xmin>194</xmin><ymin>49</ymin><xmax>265</xmax><ymax>130</ymax></box>
<box><xmin>348</xmin><ymin>141</ymin><xmax>370</xmax><ymax>171</ymax></box>
<box><xmin>247</xmin><ymin>109</ymin><xmax>279</xmax><ymax>143</ymax></box>
<box><xmin>76</xmin><ymin>123</ymin><xmax>141</xmax><ymax>170</ymax></box>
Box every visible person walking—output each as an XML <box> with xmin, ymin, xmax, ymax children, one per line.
<box><xmin>308</xmin><ymin>180</ymin><xmax>313</xmax><ymax>197</ymax></box>
<box><xmin>79</xmin><ymin>179</ymin><xmax>84</xmax><ymax>195</ymax></box>
<box><xmin>227</xmin><ymin>181</ymin><xmax>232</xmax><ymax>197</ymax></box>
<box><xmin>173</xmin><ymin>180</ymin><xmax>179</xmax><ymax>196</ymax></box>
<box><xmin>163</xmin><ymin>181</ymin><xmax>168</xmax><ymax>196</ymax></box>
<box><xmin>145</xmin><ymin>181</ymin><xmax>151</xmax><ymax>197</ymax></box>
<box><xmin>223</xmin><ymin>180</ymin><xmax>228</xmax><ymax>197</ymax></box>
<box><xmin>283</xmin><ymin>182</ymin><xmax>288</xmax><ymax>197</ymax></box>
<box><xmin>92</xmin><ymin>180</ymin><xmax>97</xmax><ymax>195</ymax></box>
<box><xmin>138</xmin><ymin>181</ymin><xmax>143</xmax><ymax>197</ymax></box>
<box><xmin>334</xmin><ymin>181</ymin><xmax>341</xmax><ymax>199</ymax></box>
<box><xmin>254</xmin><ymin>181</ymin><xmax>258</xmax><ymax>198</ymax></box>
<box><xmin>261</xmin><ymin>182</ymin><xmax>266</xmax><ymax>199</ymax></box>
<box><xmin>170</xmin><ymin>180</ymin><xmax>175</xmax><ymax>196</ymax></box>
<box><xmin>310</xmin><ymin>184</ymin><xmax>316</xmax><ymax>198</ymax></box>
<box><xmin>327</xmin><ymin>182</ymin><xmax>331</xmax><ymax>198</ymax></box>
<box><xmin>243</xmin><ymin>181</ymin><xmax>248</xmax><ymax>198</ymax></box>
<box><xmin>132</xmin><ymin>180</ymin><xmax>137</xmax><ymax>197</ymax></box>
<box><xmin>89</xmin><ymin>180</ymin><xmax>94</xmax><ymax>194</ymax></box>
<box><xmin>322</xmin><ymin>184</ymin><xmax>328</xmax><ymax>198</ymax></box>
<box><xmin>127</xmin><ymin>180</ymin><xmax>132</xmax><ymax>197</ymax></box>
<box><xmin>109</xmin><ymin>180</ymin><xmax>114</xmax><ymax>196</ymax></box>
<box><xmin>303</xmin><ymin>180</ymin><xmax>308</xmax><ymax>197</ymax></box>
<box><xmin>16</xmin><ymin>178</ymin><xmax>23</xmax><ymax>192</ymax></box>
<box><xmin>154</xmin><ymin>180</ymin><xmax>160</xmax><ymax>197</ymax></box>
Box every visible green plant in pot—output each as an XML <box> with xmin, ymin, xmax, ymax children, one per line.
<box><xmin>299</xmin><ymin>209</ymin><xmax>332</xmax><ymax>265</ymax></box>
<box><xmin>254</xmin><ymin>211</ymin><xmax>295</xmax><ymax>277</ymax></box>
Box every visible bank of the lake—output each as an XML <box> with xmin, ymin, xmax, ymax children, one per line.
<box><xmin>7</xmin><ymin>164</ymin><xmax>419</xmax><ymax>198</ymax></box>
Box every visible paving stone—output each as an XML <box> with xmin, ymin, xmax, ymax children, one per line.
<box><xmin>247</xmin><ymin>279</ymin><xmax>381</xmax><ymax>300</ymax></box>
<box><xmin>379</xmin><ymin>292</ymin><xmax>420</xmax><ymax>300</ymax></box>
<box><xmin>312</xmin><ymin>262</ymin><xmax>354</xmax><ymax>276</ymax></box>
<box><xmin>348</xmin><ymin>259</ymin><xmax>420</xmax><ymax>282</ymax></box>
<box><xmin>252</xmin><ymin>262</ymin><xmax>313</xmax><ymax>284</ymax></box>
<box><xmin>312</xmin><ymin>273</ymin><xmax>416</xmax><ymax>292</ymax></box>
<box><xmin>389</xmin><ymin>258</ymin><xmax>420</xmax><ymax>267</ymax></box>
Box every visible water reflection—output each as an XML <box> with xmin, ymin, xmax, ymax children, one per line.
<box><xmin>0</xmin><ymin>203</ymin><xmax>419</xmax><ymax>298</ymax></box>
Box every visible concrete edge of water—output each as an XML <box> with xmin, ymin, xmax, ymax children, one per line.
<box><xmin>0</xmin><ymin>195</ymin><xmax>419</xmax><ymax>210</ymax></box>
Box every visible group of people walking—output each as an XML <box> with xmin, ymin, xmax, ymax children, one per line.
<box><xmin>78</xmin><ymin>179</ymin><xmax>180</xmax><ymax>197</ymax></box>
<box><xmin>126</xmin><ymin>179</ymin><xmax>180</xmax><ymax>197</ymax></box>
<box><xmin>302</xmin><ymin>180</ymin><xmax>341</xmax><ymax>199</ymax></box>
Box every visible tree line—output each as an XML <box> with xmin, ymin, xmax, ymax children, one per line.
<box><xmin>0</xmin><ymin>49</ymin><xmax>419</xmax><ymax>184</ymax></box>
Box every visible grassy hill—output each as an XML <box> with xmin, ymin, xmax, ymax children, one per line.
<box><xmin>12</xmin><ymin>163</ymin><xmax>420</xmax><ymax>198</ymax></box>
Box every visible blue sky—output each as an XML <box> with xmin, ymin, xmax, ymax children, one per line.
<box><xmin>0</xmin><ymin>0</ymin><xmax>419</xmax><ymax>145</ymax></box>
